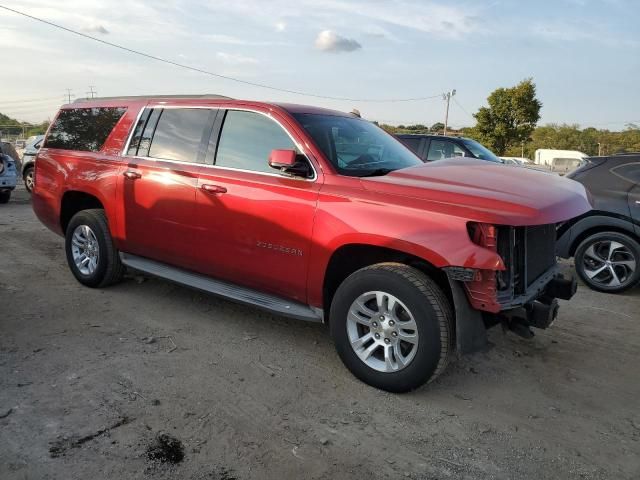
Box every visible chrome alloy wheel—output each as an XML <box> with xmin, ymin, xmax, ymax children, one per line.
<box><xmin>71</xmin><ymin>225</ymin><xmax>100</xmax><ymax>275</ymax></box>
<box><xmin>346</xmin><ymin>291</ymin><xmax>419</xmax><ymax>373</ymax></box>
<box><xmin>582</xmin><ymin>240</ymin><xmax>637</xmax><ymax>288</ymax></box>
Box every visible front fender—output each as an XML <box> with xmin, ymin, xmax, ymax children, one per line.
<box><xmin>557</xmin><ymin>212</ymin><xmax>637</xmax><ymax>258</ymax></box>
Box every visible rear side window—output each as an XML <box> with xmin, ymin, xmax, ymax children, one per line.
<box><xmin>148</xmin><ymin>108</ymin><xmax>214</xmax><ymax>163</ymax></box>
<box><xmin>398</xmin><ymin>137</ymin><xmax>421</xmax><ymax>154</ymax></box>
<box><xmin>45</xmin><ymin>107</ymin><xmax>127</xmax><ymax>152</ymax></box>
<box><xmin>215</xmin><ymin>110</ymin><xmax>295</xmax><ymax>174</ymax></box>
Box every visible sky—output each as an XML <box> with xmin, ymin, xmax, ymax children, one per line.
<box><xmin>0</xmin><ymin>0</ymin><xmax>639</xmax><ymax>129</ymax></box>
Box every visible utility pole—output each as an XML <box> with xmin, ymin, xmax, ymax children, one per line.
<box><xmin>65</xmin><ymin>88</ymin><xmax>74</xmax><ymax>103</ymax></box>
<box><xmin>597</xmin><ymin>142</ymin><xmax>602</xmax><ymax>156</ymax></box>
<box><xmin>86</xmin><ymin>86</ymin><xmax>97</xmax><ymax>99</ymax></box>
<box><xmin>442</xmin><ymin>89</ymin><xmax>456</xmax><ymax>136</ymax></box>
<box><xmin>521</xmin><ymin>142</ymin><xmax>525</xmax><ymax>158</ymax></box>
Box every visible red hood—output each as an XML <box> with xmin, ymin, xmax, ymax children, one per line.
<box><xmin>361</xmin><ymin>158</ymin><xmax>591</xmax><ymax>226</ymax></box>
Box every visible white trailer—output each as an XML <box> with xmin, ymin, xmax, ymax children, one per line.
<box><xmin>534</xmin><ymin>149</ymin><xmax>587</xmax><ymax>167</ymax></box>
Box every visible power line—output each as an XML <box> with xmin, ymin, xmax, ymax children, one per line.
<box><xmin>452</xmin><ymin>97</ymin><xmax>474</xmax><ymax>119</ymax></box>
<box><xmin>0</xmin><ymin>4</ymin><xmax>443</xmax><ymax>103</ymax></box>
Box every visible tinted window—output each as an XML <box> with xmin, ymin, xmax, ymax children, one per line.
<box><xmin>148</xmin><ymin>109</ymin><xmax>213</xmax><ymax>163</ymax></box>
<box><xmin>293</xmin><ymin>113</ymin><xmax>421</xmax><ymax>177</ymax></box>
<box><xmin>138</xmin><ymin>109</ymin><xmax>161</xmax><ymax>157</ymax></box>
<box><xmin>216</xmin><ymin>110</ymin><xmax>295</xmax><ymax>173</ymax></box>
<box><xmin>126</xmin><ymin>108</ymin><xmax>151</xmax><ymax>156</ymax></box>
<box><xmin>612</xmin><ymin>163</ymin><xmax>640</xmax><ymax>184</ymax></box>
<box><xmin>45</xmin><ymin>107</ymin><xmax>127</xmax><ymax>151</ymax></box>
<box><xmin>398</xmin><ymin>137</ymin><xmax>422</xmax><ymax>155</ymax></box>
<box><xmin>461</xmin><ymin>138</ymin><xmax>502</xmax><ymax>162</ymax></box>
<box><xmin>427</xmin><ymin>139</ymin><xmax>466</xmax><ymax>161</ymax></box>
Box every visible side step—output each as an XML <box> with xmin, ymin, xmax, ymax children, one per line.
<box><xmin>120</xmin><ymin>253</ymin><xmax>323</xmax><ymax>323</ymax></box>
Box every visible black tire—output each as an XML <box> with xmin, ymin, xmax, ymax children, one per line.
<box><xmin>23</xmin><ymin>166</ymin><xmax>34</xmax><ymax>193</ymax></box>
<box><xmin>575</xmin><ymin>231</ymin><xmax>640</xmax><ymax>293</ymax></box>
<box><xmin>65</xmin><ymin>209</ymin><xmax>125</xmax><ymax>288</ymax></box>
<box><xmin>0</xmin><ymin>191</ymin><xmax>10</xmax><ymax>204</ymax></box>
<box><xmin>330</xmin><ymin>263</ymin><xmax>453</xmax><ymax>393</ymax></box>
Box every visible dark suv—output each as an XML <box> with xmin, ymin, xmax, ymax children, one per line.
<box><xmin>557</xmin><ymin>154</ymin><xmax>640</xmax><ymax>293</ymax></box>
<box><xmin>395</xmin><ymin>134</ymin><xmax>502</xmax><ymax>163</ymax></box>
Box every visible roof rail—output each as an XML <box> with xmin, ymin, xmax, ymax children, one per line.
<box><xmin>73</xmin><ymin>94</ymin><xmax>233</xmax><ymax>103</ymax></box>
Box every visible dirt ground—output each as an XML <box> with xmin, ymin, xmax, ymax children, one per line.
<box><xmin>1</xmin><ymin>184</ymin><xmax>639</xmax><ymax>479</ymax></box>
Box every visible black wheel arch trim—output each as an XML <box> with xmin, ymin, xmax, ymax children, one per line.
<box><xmin>557</xmin><ymin>212</ymin><xmax>639</xmax><ymax>258</ymax></box>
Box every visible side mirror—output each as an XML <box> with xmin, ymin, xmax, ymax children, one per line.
<box><xmin>268</xmin><ymin>149</ymin><xmax>297</xmax><ymax>169</ymax></box>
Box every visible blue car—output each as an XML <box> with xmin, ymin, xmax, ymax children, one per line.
<box><xmin>0</xmin><ymin>142</ymin><xmax>19</xmax><ymax>203</ymax></box>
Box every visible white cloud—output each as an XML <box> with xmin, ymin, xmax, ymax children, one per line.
<box><xmin>82</xmin><ymin>24</ymin><xmax>109</xmax><ymax>35</ymax></box>
<box><xmin>215</xmin><ymin>52</ymin><xmax>258</xmax><ymax>65</ymax></box>
<box><xmin>275</xmin><ymin>21</ymin><xmax>286</xmax><ymax>32</ymax></box>
<box><xmin>315</xmin><ymin>30</ymin><xmax>362</xmax><ymax>53</ymax></box>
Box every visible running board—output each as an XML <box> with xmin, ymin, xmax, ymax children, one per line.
<box><xmin>119</xmin><ymin>253</ymin><xmax>323</xmax><ymax>323</ymax></box>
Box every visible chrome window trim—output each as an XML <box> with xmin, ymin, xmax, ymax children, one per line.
<box><xmin>121</xmin><ymin>104</ymin><xmax>317</xmax><ymax>182</ymax></box>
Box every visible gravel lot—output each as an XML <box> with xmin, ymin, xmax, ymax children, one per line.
<box><xmin>1</xmin><ymin>184</ymin><xmax>639</xmax><ymax>479</ymax></box>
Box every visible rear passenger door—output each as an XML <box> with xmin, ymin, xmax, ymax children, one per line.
<box><xmin>193</xmin><ymin>108</ymin><xmax>321</xmax><ymax>303</ymax></box>
<box><xmin>119</xmin><ymin>107</ymin><xmax>216</xmax><ymax>269</ymax></box>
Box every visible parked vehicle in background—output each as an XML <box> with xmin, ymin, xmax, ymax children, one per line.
<box><xmin>501</xmin><ymin>157</ymin><xmax>531</xmax><ymax>166</ymax></box>
<box><xmin>32</xmin><ymin>96</ymin><xmax>590</xmax><ymax>392</ymax></box>
<box><xmin>557</xmin><ymin>154</ymin><xmax>640</xmax><ymax>293</ymax></box>
<box><xmin>396</xmin><ymin>134</ymin><xmax>503</xmax><ymax>163</ymax></box>
<box><xmin>21</xmin><ymin>135</ymin><xmax>44</xmax><ymax>193</ymax></box>
<box><xmin>535</xmin><ymin>149</ymin><xmax>587</xmax><ymax>168</ymax></box>
<box><xmin>0</xmin><ymin>143</ymin><xmax>18</xmax><ymax>203</ymax></box>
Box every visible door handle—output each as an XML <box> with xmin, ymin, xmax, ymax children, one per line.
<box><xmin>123</xmin><ymin>170</ymin><xmax>141</xmax><ymax>180</ymax></box>
<box><xmin>201</xmin><ymin>184</ymin><xmax>227</xmax><ymax>194</ymax></box>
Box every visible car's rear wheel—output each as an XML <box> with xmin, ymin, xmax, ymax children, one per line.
<box><xmin>65</xmin><ymin>209</ymin><xmax>125</xmax><ymax>288</ymax></box>
<box><xmin>575</xmin><ymin>232</ymin><xmax>640</xmax><ymax>293</ymax></box>
<box><xmin>0</xmin><ymin>191</ymin><xmax>10</xmax><ymax>204</ymax></box>
<box><xmin>330</xmin><ymin>263</ymin><xmax>453</xmax><ymax>393</ymax></box>
<box><xmin>23</xmin><ymin>166</ymin><xmax>34</xmax><ymax>193</ymax></box>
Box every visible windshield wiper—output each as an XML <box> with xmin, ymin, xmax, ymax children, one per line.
<box><xmin>357</xmin><ymin>168</ymin><xmax>394</xmax><ymax>177</ymax></box>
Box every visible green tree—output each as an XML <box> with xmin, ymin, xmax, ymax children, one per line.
<box><xmin>430</xmin><ymin>122</ymin><xmax>445</xmax><ymax>132</ymax></box>
<box><xmin>471</xmin><ymin>79</ymin><xmax>542</xmax><ymax>155</ymax></box>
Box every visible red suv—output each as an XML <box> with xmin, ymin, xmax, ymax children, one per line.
<box><xmin>32</xmin><ymin>96</ymin><xmax>590</xmax><ymax>392</ymax></box>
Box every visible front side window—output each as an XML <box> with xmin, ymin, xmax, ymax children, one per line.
<box><xmin>45</xmin><ymin>107</ymin><xmax>127</xmax><ymax>152</ymax></box>
<box><xmin>461</xmin><ymin>139</ymin><xmax>502</xmax><ymax>162</ymax></box>
<box><xmin>148</xmin><ymin>108</ymin><xmax>213</xmax><ymax>163</ymax></box>
<box><xmin>612</xmin><ymin>163</ymin><xmax>640</xmax><ymax>184</ymax></box>
<box><xmin>293</xmin><ymin>113</ymin><xmax>421</xmax><ymax>176</ymax></box>
<box><xmin>427</xmin><ymin>139</ymin><xmax>467</xmax><ymax>161</ymax></box>
<box><xmin>216</xmin><ymin>110</ymin><xmax>296</xmax><ymax>174</ymax></box>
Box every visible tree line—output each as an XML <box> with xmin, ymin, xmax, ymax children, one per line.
<box><xmin>378</xmin><ymin>79</ymin><xmax>639</xmax><ymax>158</ymax></box>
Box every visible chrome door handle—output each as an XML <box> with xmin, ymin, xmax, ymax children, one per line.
<box><xmin>201</xmin><ymin>184</ymin><xmax>227</xmax><ymax>194</ymax></box>
<box><xmin>123</xmin><ymin>170</ymin><xmax>141</xmax><ymax>180</ymax></box>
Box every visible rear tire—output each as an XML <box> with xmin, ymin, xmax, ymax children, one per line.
<box><xmin>330</xmin><ymin>263</ymin><xmax>453</xmax><ymax>393</ymax></box>
<box><xmin>0</xmin><ymin>191</ymin><xmax>10</xmax><ymax>204</ymax></box>
<box><xmin>575</xmin><ymin>232</ymin><xmax>640</xmax><ymax>293</ymax></box>
<box><xmin>65</xmin><ymin>209</ymin><xmax>125</xmax><ymax>288</ymax></box>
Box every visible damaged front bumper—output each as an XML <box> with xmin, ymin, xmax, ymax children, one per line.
<box><xmin>447</xmin><ymin>272</ymin><xmax>578</xmax><ymax>354</ymax></box>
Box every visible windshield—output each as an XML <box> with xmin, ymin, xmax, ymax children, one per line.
<box><xmin>293</xmin><ymin>113</ymin><xmax>422</xmax><ymax>176</ymax></box>
<box><xmin>461</xmin><ymin>139</ymin><xmax>502</xmax><ymax>163</ymax></box>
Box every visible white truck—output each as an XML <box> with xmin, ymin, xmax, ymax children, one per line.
<box><xmin>534</xmin><ymin>149</ymin><xmax>588</xmax><ymax>175</ymax></box>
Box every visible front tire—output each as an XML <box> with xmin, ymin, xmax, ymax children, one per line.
<box><xmin>65</xmin><ymin>209</ymin><xmax>125</xmax><ymax>288</ymax></box>
<box><xmin>23</xmin><ymin>166</ymin><xmax>34</xmax><ymax>193</ymax></box>
<box><xmin>330</xmin><ymin>263</ymin><xmax>453</xmax><ymax>393</ymax></box>
<box><xmin>575</xmin><ymin>232</ymin><xmax>640</xmax><ymax>293</ymax></box>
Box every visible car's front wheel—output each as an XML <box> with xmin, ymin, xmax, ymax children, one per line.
<box><xmin>65</xmin><ymin>209</ymin><xmax>125</xmax><ymax>288</ymax></box>
<box><xmin>330</xmin><ymin>263</ymin><xmax>453</xmax><ymax>393</ymax></box>
<box><xmin>575</xmin><ymin>232</ymin><xmax>640</xmax><ymax>293</ymax></box>
<box><xmin>23</xmin><ymin>166</ymin><xmax>34</xmax><ymax>193</ymax></box>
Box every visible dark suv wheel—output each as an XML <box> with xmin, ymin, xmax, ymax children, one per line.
<box><xmin>65</xmin><ymin>209</ymin><xmax>125</xmax><ymax>287</ymax></box>
<box><xmin>330</xmin><ymin>263</ymin><xmax>453</xmax><ymax>392</ymax></box>
<box><xmin>0</xmin><ymin>191</ymin><xmax>10</xmax><ymax>203</ymax></box>
<box><xmin>575</xmin><ymin>232</ymin><xmax>640</xmax><ymax>293</ymax></box>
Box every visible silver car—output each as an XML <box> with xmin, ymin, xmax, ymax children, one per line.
<box><xmin>21</xmin><ymin>135</ymin><xmax>44</xmax><ymax>193</ymax></box>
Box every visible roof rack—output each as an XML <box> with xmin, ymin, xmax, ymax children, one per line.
<box><xmin>73</xmin><ymin>94</ymin><xmax>233</xmax><ymax>103</ymax></box>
